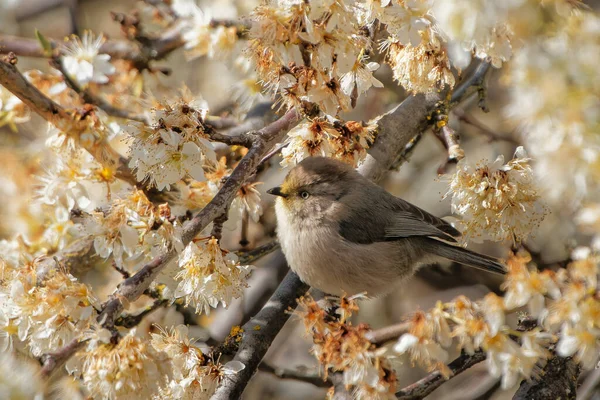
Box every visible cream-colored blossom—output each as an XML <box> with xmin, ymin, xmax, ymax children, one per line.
<box><xmin>446</xmin><ymin>146</ymin><xmax>546</xmax><ymax>244</ymax></box>
<box><xmin>152</xmin><ymin>323</ymin><xmax>245</xmax><ymax>399</ymax></box>
<box><xmin>128</xmin><ymin>99</ymin><xmax>216</xmax><ymax>191</ymax></box>
<box><xmin>86</xmin><ymin>189</ymin><xmax>184</xmax><ymax>269</ymax></box>
<box><xmin>556</xmin><ymin>324</ymin><xmax>600</xmax><ymax>369</ymax></box>
<box><xmin>0</xmin><ymin>86</ymin><xmax>29</xmax><ymax>131</ymax></box>
<box><xmin>281</xmin><ymin>118</ymin><xmax>377</xmax><ymax>167</ymax></box>
<box><xmin>68</xmin><ymin>330</ymin><xmax>167</xmax><ymax>400</ymax></box>
<box><xmin>505</xmin><ymin>13</ymin><xmax>600</xmax><ymax>207</ymax></box>
<box><xmin>174</xmin><ymin>239</ymin><xmax>252</xmax><ymax>314</ymax></box>
<box><xmin>233</xmin><ymin>183</ymin><xmax>264</xmax><ymax>223</ymax></box>
<box><xmin>295</xmin><ymin>295</ymin><xmax>396</xmax><ymax>396</ymax></box>
<box><xmin>62</xmin><ymin>31</ymin><xmax>115</xmax><ymax>87</ymax></box>
<box><xmin>395</xmin><ymin>333</ymin><xmax>449</xmax><ymax>370</ymax></box>
<box><xmin>502</xmin><ymin>254</ymin><xmax>560</xmax><ymax>317</ymax></box>
<box><xmin>383</xmin><ymin>32</ymin><xmax>455</xmax><ymax>94</ymax></box>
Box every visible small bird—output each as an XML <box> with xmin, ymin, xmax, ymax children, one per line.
<box><xmin>267</xmin><ymin>156</ymin><xmax>505</xmax><ymax>296</ymax></box>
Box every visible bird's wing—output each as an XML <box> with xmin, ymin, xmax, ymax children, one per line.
<box><xmin>389</xmin><ymin>197</ymin><xmax>461</xmax><ymax>239</ymax></box>
<box><xmin>338</xmin><ymin>190</ymin><xmax>460</xmax><ymax>244</ymax></box>
<box><xmin>383</xmin><ymin>211</ymin><xmax>458</xmax><ymax>242</ymax></box>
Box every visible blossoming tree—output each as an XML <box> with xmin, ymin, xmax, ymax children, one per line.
<box><xmin>0</xmin><ymin>0</ymin><xmax>599</xmax><ymax>399</ymax></box>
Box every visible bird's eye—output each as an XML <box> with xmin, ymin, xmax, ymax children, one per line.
<box><xmin>300</xmin><ymin>191</ymin><xmax>310</xmax><ymax>199</ymax></box>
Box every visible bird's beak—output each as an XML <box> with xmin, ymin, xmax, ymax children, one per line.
<box><xmin>267</xmin><ymin>186</ymin><xmax>287</xmax><ymax>198</ymax></box>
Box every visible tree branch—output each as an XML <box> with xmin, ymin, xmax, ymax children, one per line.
<box><xmin>114</xmin><ymin>298</ymin><xmax>169</xmax><ymax>329</ymax></box>
<box><xmin>53</xmin><ymin>57</ymin><xmax>149</xmax><ymax>123</ymax></box>
<box><xmin>512</xmin><ymin>353</ymin><xmax>580</xmax><ymax>400</ymax></box>
<box><xmin>211</xmin><ymin>271</ymin><xmax>310</xmax><ymax>399</ymax></box>
<box><xmin>0</xmin><ymin>25</ymin><xmax>184</xmax><ymax>66</ymax></box>
<box><xmin>365</xmin><ymin>321</ymin><xmax>411</xmax><ymax>345</ymax></box>
<box><xmin>258</xmin><ymin>362</ymin><xmax>330</xmax><ymax>388</ymax></box>
<box><xmin>237</xmin><ymin>240</ymin><xmax>281</xmax><ymax>264</ymax></box>
<box><xmin>0</xmin><ymin>53</ymin><xmax>137</xmax><ymax>186</ymax></box>
<box><xmin>396</xmin><ymin>351</ymin><xmax>487</xmax><ymax>400</ymax></box>
<box><xmin>40</xmin><ymin>337</ymin><xmax>86</xmax><ymax>378</ymax></box>
<box><xmin>96</xmin><ymin>108</ymin><xmax>302</xmax><ymax>330</ymax></box>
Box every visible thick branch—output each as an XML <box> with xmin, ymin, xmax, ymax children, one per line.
<box><xmin>211</xmin><ymin>271</ymin><xmax>310</xmax><ymax>399</ymax></box>
<box><xmin>396</xmin><ymin>351</ymin><xmax>487</xmax><ymax>399</ymax></box>
<box><xmin>512</xmin><ymin>353</ymin><xmax>580</xmax><ymax>400</ymax></box>
<box><xmin>96</xmin><ymin>109</ymin><xmax>301</xmax><ymax>330</ymax></box>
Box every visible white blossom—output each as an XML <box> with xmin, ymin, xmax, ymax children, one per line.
<box><xmin>62</xmin><ymin>31</ymin><xmax>115</xmax><ymax>87</ymax></box>
<box><xmin>174</xmin><ymin>239</ymin><xmax>252</xmax><ymax>314</ymax></box>
<box><xmin>446</xmin><ymin>146</ymin><xmax>546</xmax><ymax>244</ymax></box>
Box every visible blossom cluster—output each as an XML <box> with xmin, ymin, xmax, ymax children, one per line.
<box><xmin>446</xmin><ymin>146</ymin><xmax>547</xmax><ymax>244</ymax></box>
<box><xmin>67</xmin><ymin>329</ymin><xmax>168</xmax><ymax>400</ymax></box>
<box><xmin>298</xmin><ymin>249</ymin><xmax>600</xmax><ymax>396</ymax></box>
<box><xmin>506</xmin><ymin>12</ymin><xmax>600</xmax><ymax>211</ymax></box>
<box><xmin>171</xmin><ymin>0</ymin><xmax>242</xmax><ymax>61</ymax></box>
<box><xmin>150</xmin><ymin>324</ymin><xmax>245</xmax><ymax>399</ymax></box>
<box><xmin>394</xmin><ymin>250</ymin><xmax>600</xmax><ymax>387</ymax></box>
<box><xmin>0</xmin><ymin>254</ymin><xmax>97</xmax><ymax>357</ymax></box>
<box><xmin>128</xmin><ymin>98</ymin><xmax>217</xmax><ymax>191</ymax></box>
<box><xmin>295</xmin><ymin>295</ymin><xmax>397</xmax><ymax>399</ymax></box>
<box><xmin>84</xmin><ymin>189</ymin><xmax>185</xmax><ymax>270</ymax></box>
<box><xmin>281</xmin><ymin>117</ymin><xmax>378</xmax><ymax>167</ymax></box>
<box><xmin>172</xmin><ymin>238</ymin><xmax>252</xmax><ymax>315</ymax></box>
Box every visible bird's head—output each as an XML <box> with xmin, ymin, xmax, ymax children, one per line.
<box><xmin>267</xmin><ymin>157</ymin><xmax>356</xmax><ymax>219</ymax></box>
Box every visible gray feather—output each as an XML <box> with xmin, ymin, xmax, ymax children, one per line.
<box><xmin>411</xmin><ymin>237</ymin><xmax>506</xmax><ymax>275</ymax></box>
<box><xmin>338</xmin><ymin>179</ymin><xmax>460</xmax><ymax>244</ymax></box>
<box><xmin>384</xmin><ymin>211</ymin><xmax>457</xmax><ymax>242</ymax></box>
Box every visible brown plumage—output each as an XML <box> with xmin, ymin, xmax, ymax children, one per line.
<box><xmin>268</xmin><ymin>157</ymin><xmax>505</xmax><ymax>296</ymax></box>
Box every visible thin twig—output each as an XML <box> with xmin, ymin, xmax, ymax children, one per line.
<box><xmin>0</xmin><ymin>53</ymin><xmax>138</xmax><ymax>186</ymax></box>
<box><xmin>40</xmin><ymin>338</ymin><xmax>86</xmax><ymax>378</ymax></box>
<box><xmin>450</xmin><ymin>61</ymin><xmax>491</xmax><ymax>106</ymax></box>
<box><xmin>205</xmin><ymin>129</ymin><xmax>255</xmax><ymax>147</ymax></box>
<box><xmin>205</xmin><ymin>115</ymin><xmax>239</xmax><ymax>130</ymax></box>
<box><xmin>395</xmin><ymin>351</ymin><xmax>487</xmax><ymax>399</ymax></box>
<box><xmin>114</xmin><ymin>298</ymin><xmax>169</xmax><ymax>329</ymax></box>
<box><xmin>453</xmin><ymin>108</ymin><xmax>519</xmax><ymax>145</ymax></box>
<box><xmin>236</xmin><ymin>240</ymin><xmax>281</xmax><ymax>264</ymax></box>
<box><xmin>240</xmin><ymin>209</ymin><xmax>250</xmax><ymax>249</ymax></box>
<box><xmin>365</xmin><ymin>321</ymin><xmax>411</xmax><ymax>345</ymax></box>
<box><xmin>258</xmin><ymin>363</ymin><xmax>330</xmax><ymax>388</ymax></box>
<box><xmin>53</xmin><ymin>57</ymin><xmax>149</xmax><ymax>123</ymax></box>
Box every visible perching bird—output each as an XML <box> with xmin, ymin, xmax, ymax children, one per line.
<box><xmin>267</xmin><ymin>156</ymin><xmax>505</xmax><ymax>296</ymax></box>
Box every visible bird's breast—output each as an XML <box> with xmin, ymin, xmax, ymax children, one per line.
<box><xmin>274</xmin><ymin>201</ymin><xmax>420</xmax><ymax>296</ymax></box>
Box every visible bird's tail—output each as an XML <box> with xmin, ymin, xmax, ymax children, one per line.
<box><xmin>419</xmin><ymin>237</ymin><xmax>506</xmax><ymax>275</ymax></box>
